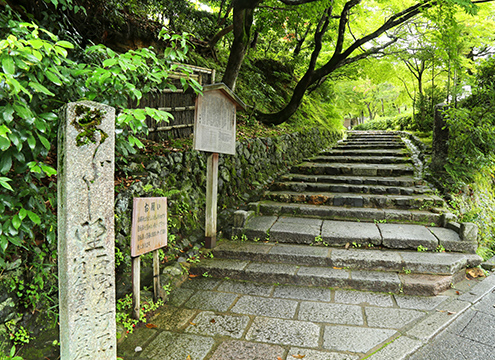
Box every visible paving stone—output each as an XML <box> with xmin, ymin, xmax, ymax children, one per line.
<box><xmin>295</xmin><ymin>266</ymin><xmax>349</xmax><ymax>287</ymax></box>
<box><xmin>399</xmin><ymin>251</ymin><xmax>467</xmax><ymax>275</ymax></box>
<box><xmin>428</xmin><ymin>227</ymin><xmax>477</xmax><ymax>253</ymax></box>
<box><xmin>193</xmin><ymin>259</ymin><xmax>250</xmax><ymax>274</ymax></box>
<box><xmin>167</xmin><ymin>288</ymin><xmax>195</xmax><ymax>307</ymax></box>
<box><xmin>349</xmin><ymin>270</ymin><xmax>401</xmax><ymax>293</ymax></box>
<box><xmin>246</xmin><ymin>317</ymin><xmax>320</xmax><ymax>347</ymax></box>
<box><xmin>270</xmin><ymin>220</ymin><xmax>321</xmax><ymax>244</ymax></box>
<box><xmin>365</xmin><ymin>307</ymin><xmax>425</xmax><ymax>329</ymax></box>
<box><xmin>273</xmin><ymin>284</ymin><xmax>332</xmax><ymax>301</ymax></box>
<box><xmin>458</xmin><ymin>272</ymin><xmax>495</xmax><ymax>303</ymax></box>
<box><xmin>150</xmin><ymin>305</ymin><xmax>197</xmax><ymax>331</ymax></box>
<box><xmin>141</xmin><ymin>331</ymin><xmax>214</xmax><ymax>360</ymax></box>
<box><xmin>209</xmin><ymin>340</ymin><xmax>286</xmax><ymax>360</ymax></box>
<box><xmin>394</xmin><ymin>295</ymin><xmax>449</xmax><ymax>310</ymax></box>
<box><xmin>182</xmin><ymin>278</ymin><xmax>221</xmax><ymax>291</ymax></box>
<box><xmin>183</xmin><ymin>290</ymin><xmax>238</xmax><ymax>312</ymax></box>
<box><xmin>321</xmin><ymin>220</ymin><xmax>381</xmax><ymax>246</ymax></box>
<box><xmin>334</xmin><ymin>290</ymin><xmax>394</xmax><ymax>307</ymax></box>
<box><xmin>185</xmin><ymin>311</ymin><xmax>250</xmax><ymax>339</ymax></box>
<box><xmin>406</xmin><ymin>299</ymin><xmax>471</xmax><ymax>341</ymax></box>
<box><xmin>276</xmin><ymin>216</ymin><xmax>323</xmax><ymax>226</ymax></box>
<box><xmin>231</xmin><ymin>295</ymin><xmax>298</xmax><ymax>318</ymax></box>
<box><xmin>331</xmin><ymin>249</ymin><xmax>402</xmax><ymax>271</ymax></box>
<box><xmin>457</xmin><ymin>311</ymin><xmax>495</xmax><ymax>346</ymax></box>
<box><xmin>117</xmin><ymin>327</ymin><xmax>158</xmax><ymax>356</ymax></box>
<box><xmin>217</xmin><ymin>280</ymin><xmax>274</xmax><ymax>296</ymax></box>
<box><xmin>365</xmin><ymin>335</ymin><xmax>423</xmax><ymax>360</ymax></box>
<box><xmin>323</xmin><ymin>325</ymin><xmax>397</xmax><ymax>353</ymax></box>
<box><xmin>299</xmin><ymin>302</ymin><xmax>363</xmax><ymax>325</ymax></box>
<box><xmin>268</xmin><ymin>244</ymin><xmax>330</xmax><ymax>266</ymax></box>
<box><xmin>288</xmin><ymin>347</ymin><xmax>360</xmax><ymax>360</ymax></box>
<box><xmin>379</xmin><ymin>224</ymin><xmax>438</xmax><ymax>250</ymax></box>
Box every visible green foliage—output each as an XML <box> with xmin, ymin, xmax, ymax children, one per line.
<box><xmin>3</xmin><ymin>346</ymin><xmax>24</xmax><ymax>360</ymax></box>
<box><xmin>115</xmin><ymin>294</ymin><xmax>164</xmax><ymax>335</ymax></box>
<box><xmin>0</xmin><ymin>6</ymin><xmax>201</xmax><ymax>320</ymax></box>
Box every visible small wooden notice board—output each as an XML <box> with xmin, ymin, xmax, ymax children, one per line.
<box><xmin>131</xmin><ymin>197</ymin><xmax>168</xmax><ymax>318</ymax></box>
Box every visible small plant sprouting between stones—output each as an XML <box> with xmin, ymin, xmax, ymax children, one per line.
<box><xmin>352</xmin><ymin>242</ymin><xmax>362</xmax><ymax>248</ymax></box>
<box><xmin>202</xmin><ymin>272</ymin><xmax>212</xmax><ymax>278</ymax></box>
<box><xmin>265</xmin><ymin>230</ymin><xmax>270</xmax><ymax>242</ymax></box>
<box><xmin>435</xmin><ymin>244</ymin><xmax>446</xmax><ymax>252</ymax></box>
<box><xmin>253</xmin><ymin>237</ymin><xmax>261</xmax><ymax>242</ymax></box>
<box><xmin>116</xmin><ymin>293</ymin><xmax>164</xmax><ymax>335</ymax></box>
<box><xmin>313</xmin><ymin>235</ymin><xmax>329</xmax><ymax>247</ymax></box>
<box><xmin>6</xmin><ymin>321</ymin><xmax>33</xmax><ymax>346</ymax></box>
<box><xmin>241</xmin><ymin>234</ymin><xmax>248</xmax><ymax>242</ymax></box>
<box><xmin>417</xmin><ymin>245</ymin><xmax>428</xmax><ymax>252</ymax></box>
<box><xmin>231</xmin><ymin>234</ymin><xmax>239</xmax><ymax>241</ymax></box>
<box><xmin>374</xmin><ymin>219</ymin><xmax>387</xmax><ymax>224</ymax></box>
<box><xmin>403</xmin><ymin>267</ymin><xmax>412</xmax><ymax>274</ymax></box>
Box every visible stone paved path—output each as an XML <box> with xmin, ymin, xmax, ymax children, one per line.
<box><xmin>118</xmin><ymin>274</ymin><xmax>495</xmax><ymax>360</ymax></box>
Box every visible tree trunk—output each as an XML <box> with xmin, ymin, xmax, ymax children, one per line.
<box><xmin>222</xmin><ymin>0</ymin><xmax>260</xmax><ymax>90</ymax></box>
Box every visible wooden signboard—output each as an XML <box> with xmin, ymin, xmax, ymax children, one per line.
<box><xmin>130</xmin><ymin>197</ymin><xmax>167</xmax><ymax>317</ymax></box>
<box><xmin>131</xmin><ymin>197</ymin><xmax>167</xmax><ymax>257</ymax></box>
<box><xmin>193</xmin><ymin>83</ymin><xmax>245</xmax><ymax>249</ymax></box>
<box><xmin>194</xmin><ymin>83</ymin><xmax>244</xmax><ymax>155</ymax></box>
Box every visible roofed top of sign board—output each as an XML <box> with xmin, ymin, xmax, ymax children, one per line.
<box><xmin>202</xmin><ymin>83</ymin><xmax>246</xmax><ymax>112</ymax></box>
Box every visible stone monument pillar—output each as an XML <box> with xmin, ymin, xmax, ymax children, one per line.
<box><xmin>58</xmin><ymin>101</ymin><xmax>116</xmax><ymax>359</ymax></box>
<box><xmin>430</xmin><ymin>103</ymin><xmax>449</xmax><ymax>173</ymax></box>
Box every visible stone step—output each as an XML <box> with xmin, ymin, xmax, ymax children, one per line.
<box><xmin>271</xmin><ymin>181</ymin><xmax>432</xmax><ymax>196</ymax></box>
<box><xmin>263</xmin><ymin>191</ymin><xmax>445</xmax><ymax>210</ymax></box>
<box><xmin>249</xmin><ymin>201</ymin><xmax>442</xmax><ymax>226</ymax></box>
<box><xmin>211</xmin><ymin>241</ymin><xmax>480</xmax><ymax>276</ymax></box>
<box><xmin>336</xmin><ymin>143</ymin><xmax>406</xmax><ymax>150</ymax></box>
<box><xmin>321</xmin><ymin>148</ymin><xmax>409</xmax><ymax>157</ymax></box>
<box><xmin>340</xmin><ymin>139</ymin><xmax>404</xmax><ymax>145</ymax></box>
<box><xmin>235</xmin><ymin>215</ymin><xmax>477</xmax><ymax>253</ymax></box>
<box><xmin>292</xmin><ymin>162</ymin><xmax>415</xmax><ymax>177</ymax></box>
<box><xmin>190</xmin><ymin>257</ymin><xmax>475</xmax><ymax>296</ymax></box>
<box><xmin>279</xmin><ymin>174</ymin><xmax>418</xmax><ymax>187</ymax></box>
<box><xmin>308</xmin><ymin>155</ymin><xmax>412</xmax><ymax>165</ymax></box>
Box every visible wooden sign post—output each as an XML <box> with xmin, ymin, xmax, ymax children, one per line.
<box><xmin>130</xmin><ymin>197</ymin><xmax>168</xmax><ymax>318</ymax></box>
<box><xmin>194</xmin><ymin>83</ymin><xmax>245</xmax><ymax>248</ymax></box>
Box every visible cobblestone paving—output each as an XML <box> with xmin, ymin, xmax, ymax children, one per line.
<box><xmin>118</xmin><ymin>274</ymin><xmax>495</xmax><ymax>360</ymax></box>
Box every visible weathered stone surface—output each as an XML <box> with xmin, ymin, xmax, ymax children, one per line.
<box><xmin>323</xmin><ymin>325</ymin><xmax>397</xmax><ymax>353</ymax></box>
<box><xmin>268</xmin><ymin>243</ymin><xmax>330</xmax><ymax>266</ymax></box>
<box><xmin>365</xmin><ymin>307</ymin><xmax>425</xmax><ymax>329</ymax></box>
<box><xmin>217</xmin><ymin>280</ymin><xmax>274</xmax><ymax>296</ymax></box>
<box><xmin>331</xmin><ymin>249</ymin><xmax>402</xmax><ymax>271</ymax></box>
<box><xmin>365</xmin><ymin>335</ymin><xmax>423</xmax><ymax>360</ymax></box>
<box><xmin>209</xmin><ymin>340</ymin><xmax>285</xmax><ymax>360</ymax></box>
<box><xmin>246</xmin><ymin>317</ymin><xmax>320</xmax><ymax>347</ymax></box>
<box><xmin>183</xmin><ymin>290</ymin><xmax>238</xmax><ymax>312</ymax></box>
<box><xmin>231</xmin><ymin>295</ymin><xmax>298</xmax><ymax>319</ymax></box>
<box><xmin>334</xmin><ymin>290</ymin><xmax>394</xmax><ymax>307</ymax></box>
<box><xmin>321</xmin><ymin>220</ymin><xmax>381</xmax><ymax>246</ymax></box>
<box><xmin>406</xmin><ymin>299</ymin><xmax>471</xmax><ymax>341</ymax></box>
<box><xmin>460</xmin><ymin>222</ymin><xmax>478</xmax><ymax>242</ymax></box>
<box><xmin>58</xmin><ymin>101</ymin><xmax>116</xmax><ymax>359</ymax></box>
<box><xmin>298</xmin><ymin>302</ymin><xmax>363</xmax><ymax>325</ymax></box>
<box><xmin>400</xmin><ymin>274</ymin><xmax>453</xmax><ymax>296</ymax></box>
<box><xmin>349</xmin><ymin>271</ymin><xmax>401</xmax><ymax>293</ymax></box>
<box><xmin>273</xmin><ymin>284</ymin><xmax>332</xmax><ymax>302</ymax></box>
<box><xmin>213</xmin><ymin>241</ymin><xmax>272</xmax><ymax>261</ymax></box>
<box><xmin>243</xmin><ymin>216</ymin><xmax>277</xmax><ymax>239</ymax></box>
<box><xmin>243</xmin><ymin>262</ymin><xmax>298</xmax><ymax>283</ymax></box>
<box><xmin>288</xmin><ymin>348</ymin><xmax>360</xmax><ymax>360</ymax></box>
<box><xmin>182</xmin><ymin>278</ymin><xmax>221</xmax><ymax>291</ymax></box>
<box><xmin>142</xmin><ymin>331</ymin><xmax>214</xmax><ymax>360</ymax></box>
<box><xmin>429</xmin><ymin>227</ymin><xmax>477</xmax><ymax>253</ymax></box>
<box><xmin>394</xmin><ymin>295</ymin><xmax>449</xmax><ymax>310</ymax></box>
<box><xmin>400</xmin><ymin>251</ymin><xmax>467</xmax><ymax>275</ymax></box>
<box><xmin>379</xmin><ymin>224</ymin><xmax>438</xmax><ymax>250</ymax></box>
<box><xmin>185</xmin><ymin>311</ymin><xmax>249</xmax><ymax>339</ymax></box>
<box><xmin>270</xmin><ymin>218</ymin><xmax>321</xmax><ymax>244</ymax></box>
<box><xmin>295</xmin><ymin>266</ymin><xmax>349</xmax><ymax>287</ymax></box>
<box><xmin>150</xmin><ymin>305</ymin><xmax>197</xmax><ymax>331</ymax></box>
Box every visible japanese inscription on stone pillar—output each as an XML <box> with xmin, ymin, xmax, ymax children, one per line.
<box><xmin>58</xmin><ymin>101</ymin><xmax>116</xmax><ymax>359</ymax></box>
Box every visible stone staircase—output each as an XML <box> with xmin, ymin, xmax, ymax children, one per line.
<box><xmin>191</xmin><ymin>131</ymin><xmax>481</xmax><ymax>296</ymax></box>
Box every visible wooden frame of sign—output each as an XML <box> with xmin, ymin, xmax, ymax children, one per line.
<box><xmin>193</xmin><ymin>83</ymin><xmax>245</xmax><ymax>248</ymax></box>
<box><xmin>130</xmin><ymin>197</ymin><xmax>168</xmax><ymax>319</ymax></box>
